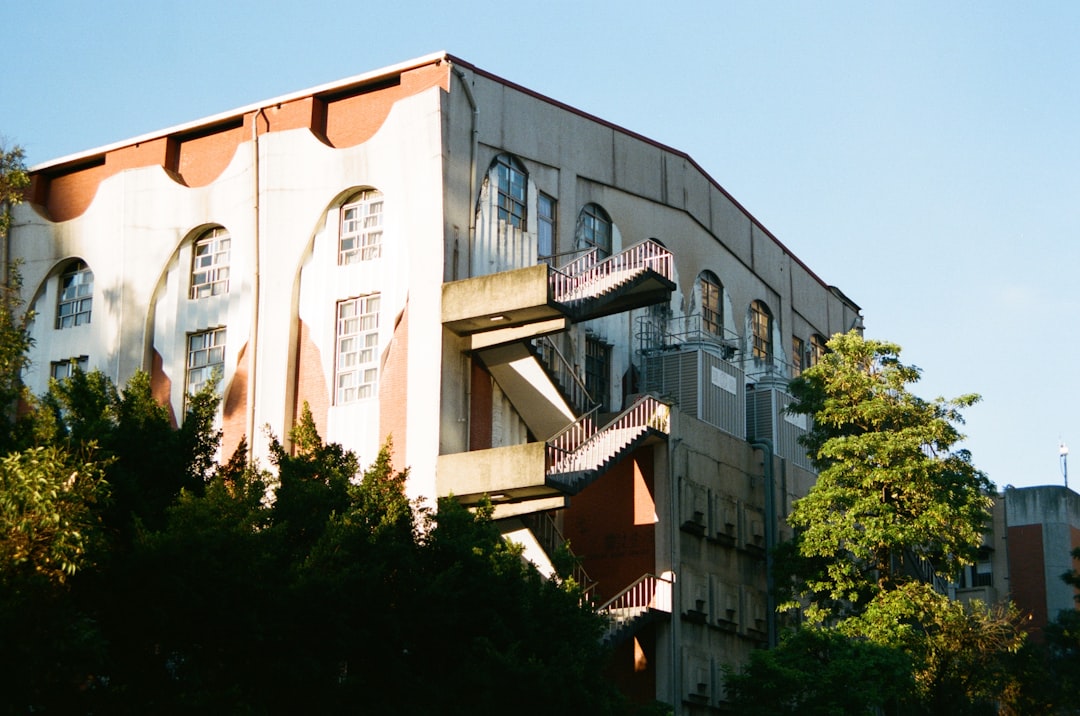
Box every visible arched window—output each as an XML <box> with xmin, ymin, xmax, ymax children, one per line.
<box><xmin>56</xmin><ymin>260</ymin><xmax>93</xmax><ymax>329</ymax></box>
<box><xmin>698</xmin><ymin>271</ymin><xmax>723</xmax><ymax>336</ymax></box>
<box><xmin>190</xmin><ymin>226</ymin><xmax>231</xmax><ymax>298</ymax></box>
<box><xmin>751</xmin><ymin>300</ymin><xmax>773</xmax><ymax>360</ymax></box>
<box><xmin>577</xmin><ymin>203</ymin><xmax>612</xmax><ymax>258</ymax></box>
<box><xmin>809</xmin><ymin>334</ymin><xmax>827</xmax><ymax>366</ymax></box>
<box><xmin>494</xmin><ymin>154</ymin><xmax>527</xmax><ymax>230</ymax></box>
<box><xmin>339</xmin><ymin>189</ymin><xmax>384</xmax><ymax>264</ymax></box>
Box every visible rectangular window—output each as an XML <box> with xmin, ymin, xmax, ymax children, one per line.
<box><xmin>792</xmin><ymin>337</ymin><xmax>805</xmax><ymax>376</ymax></box>
<box><xmin>56</xmin><ymin>262</ymin><xmax>93</xmax><ymax>329</ymax></box>
<box><xmin>187</xmin><ymin>327</ymin><xmax>226</xmax><ymax>397</ymax></box>
<box><xmin>50</xmin><ymin>356</ymin><xmax>88</xmax><ymax>380</ymax></box>
<box><xmin>497</xmin><ymin>158</ymin><xmax>527</xmax><ymax>229</ymax></box>
<box><xmin>190</xmin><ymin>228</ymin><xmax>231</xmax><ymax>299</ymax></box>
<box><xmin>751</xmin><ymin>302</ymin><xmax>772</xmax><ymax>360</ymax></box>
<box><xmin>335</xmin><ymin>294</ymin><xmax>380</xmax><ymax>404</ymax></box>
<box><xmin>339</xmin><ymin>190</ymin><xmax>384</xmax><ymax>264</ymax></box>
<box><xmin>584</xmin><ymin>335</ymin><xmax>611</xmax><ymax>413</ymax></box>
<box><xmin>537</xmin><ymin>193</ymin><xmax>556</xmax><ymax>264</ymax></box>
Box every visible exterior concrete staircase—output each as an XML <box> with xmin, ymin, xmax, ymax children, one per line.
<box><xmin>598</xmin><ymin>573</ymin><xmax>673</xmax><ymax>647</ymax></box>
<box><xmin>546</xmin><ymin>395</ymin><xmax>670</xmax><ymax>494</ymax></box>
<box><xmin>550</xmin><ymin>239</ymin><xmax>675</xmax><ymax>323</ymax></box>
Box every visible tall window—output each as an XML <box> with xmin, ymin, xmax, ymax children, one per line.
<box><xmin>50</xmin><ymin>356</ymin><xmax>88</xmax><ymax>381</ymax></box>
<box><xmin>538</xmin><ymin>192</ymin><xmax>556</xmax><ymax>263</ymax></box>
<box><xmin>578</xmin><ymin>203</ymin><xmax>612</xmax><ymax>259</ymax></box>
<box><xmin>809</xmin><ymin>334</ymin><xmax>827</xmax><ymax>366</ymax></box>
<box><xmin>56</xmin><ymin>260</ymin><xmax>93</xmax><ymax>329</ymax></box>
<box><xmin>187</xmin><ymin>327</ymin><xmax>226</xmax><ymax>396</ymax></box>
<box><xmin>190</xmin><ymin>227</ymin><xmax>231</xmax><ymax>299</ymax></box>
<box><xmin>585</xmin><ymin>335</ymin><xmax>611</xmax><ymax>413</ymax></box>
<box><xmin>699</xmin><ymin>271</ymin><xmax>723</xmax><ymax>336</ymax></box>
<box><xmin>335</xmin><ymin>294</ymin><xmax>380</xmax><ymax>404</ymax></box>
<box><xmin>339</xmin><ymin>189</ymin><xmax>384</xmax><ymax>264</ymax></box>
<box><xmin>751</xmin><ymin>301</ymin><xmax>773</xmax><ymax>360</ymax></box>
<box><xmin>792</xmin><ymin>336</ymin><xmax>805</xmax><ymax>376</ymax></box>
<box><xmin>495</xmin><ymin>155</ymin><xmax>527</xmax><ymax>229</ymax></box>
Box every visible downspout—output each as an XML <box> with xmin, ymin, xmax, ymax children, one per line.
<box><xmin>450</xmin><ymin>64</ymin><xmax>479</xmax><ymax>447</ymax></box>
<box><xmin>450</xmin><ymin>64</ymin><xmax>478</xmax><ymax>278</ymax></box>
<box><xmin>246</xmin><ymin>109</ymin><xmax>264</xmax><ymax>462</ymax></box>
<box><xmin>750</xmin><ymin>438</ymin><xmax>778</xmax><ymax>648</ymax></box>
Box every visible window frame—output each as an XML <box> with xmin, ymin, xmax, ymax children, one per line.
<box><xmin>750</xmin><ymin>300</ymin><xmax>773</xmax><ymax>361</ymax></box>
<box><xmin>334</xmin><ymin>294</ymin><xmax>381</xmax><ymax>405</ymax></box>
<box><xmin>190</xmin><ymin>227</ymin><xmax>231</xmax><ymax>299</ymax></box>
<box><xmin>699</xmin><ymin>271</ymin><xmax>723</xmax><ymax>337</ymax></box>
<box><xmin>809</xmin><ymin>334</ymin><xmax>827</xmax><ymax>367</ymax></box>
<box><xmin>50</xmin><ymin>356</ymin><xmax>89</xmax><ymax>381</ymax></box>
<box><xmin>186</xmin><ymin>327</ymin><xmax>226</xmax><ymax>398</ymax></box>
<box><xmin>339</xmin><ymin>189</ymin><xmax>384</xmax><ymax>264</ymax></box>
<box><xmin>495</xmin><ymin>155</ymin><xmax>527</xmax><ymax>230</ymax></box>
<box><xmin>537</xmin><ymin>192</ymin><xmax>556</xmax><ymax>263</ymax></box>
<box><xmin>792</xmin><ymin>336</ymin><xmax>805</xmax><ymax>376</ymax></box>
<box><xmin>584</xmin><ymin>334</ymin><xmax>612</xmax><ymax>413</ymax></box>
<box><xmin>578</xmin><ymin>203</ymin><xmax>612</xmax><ymax>259</ymax></box>
<box><xmin>56</xmin><ymin>260</ymin><xmax>93</xmax><ymax>329</ymax></box>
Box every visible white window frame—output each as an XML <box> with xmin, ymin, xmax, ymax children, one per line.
<box><xmin>187</xmin><ymin>327</ymin><xmax>226</xmax><ymax>397</ymax></box>
<box><xmin>339</xmin><ymin>190</ymin><xmax>384</xmax><ymax>264</ymax></box>
<box><xmin>50</xmin><ymin>356</ymin><xmax>89</xmax><ymax>380</ymax></box>
<box><xmin>335</xmin><ymin>294</ymin><xmax>380</xmax><ymax>404</ymax></box>
<box><xmin>190</xmin><ymin>227</ymin><xmax>231</xmax><ymax>299</ymax></box>
<box><xmin>56</xmin><ymin>261</ymin><xmax>93</xmax><ymax>329</ymax></box>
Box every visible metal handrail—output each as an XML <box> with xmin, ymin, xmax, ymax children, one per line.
<box><xmin>546</xmin><ymin>395</ymin><xmax>670</xmax><ymax>476</ymax></box>
<box><xmin>534</xmin><ymin>335</ymin><xmax>598</xmax><ymax>417</ymax></box>
<box><xmin>597</xmin><ymin>573</ymin><xmax>673</xmax><ymax>614</ymax></box>
<box><xmin>550</xmin><ymin>239</ymin><xmax>673</xmax><ymax>305</ymax></box>
<box><xmin>521</xmin><ymin>512</ymin><xmax>597</xmax><ymax>601</ymax></box>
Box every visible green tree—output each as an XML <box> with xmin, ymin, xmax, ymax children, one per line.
<box><xmin>781</xmin><ymin>331</ymin><xmax>1025</xmax><ymax>713</ymax></box>
<box><xmin>724</xmin><ymin>626</ymin><xmax>913</xmax><ymax>715</ymax></box>
<box><xmin>0</xmin><ymin>142</ymin><xmax>32</xmax><ymax>446</ymax></box>
<box><xmin>785</xmin><ymin>331</ymin><xmax>993</xmax><ymax>619</ymax></box>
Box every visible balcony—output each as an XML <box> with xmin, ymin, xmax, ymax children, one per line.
<box><xmin>436</xmin><ymin>395</ymin><xmax>671</xmax><ymax>510</ymax></box>
<box><xmin>443</xmin><ymin>240</ymin><xmax>675</xmax><ymax>341</ymax></box>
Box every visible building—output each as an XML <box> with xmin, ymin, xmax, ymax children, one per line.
<box><xmin>8</xmin><ymin>52</ymin><xmax>862</xmax><ymax>712</ymax></box>
<box><xmin>955</xmin><ymin>485</ymin><xmax>1080</xmax><ymax>639</ymax></box>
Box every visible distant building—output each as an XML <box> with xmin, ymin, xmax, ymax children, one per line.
<box><xmin>954</xmin><ymin>485</ymin><xmax>1080</xmax><ymax>638</ymax></box>
<box><xmin>8</xmin><ymin>52</ymin><xmax>862</xmax><ymax>712</ymax></box>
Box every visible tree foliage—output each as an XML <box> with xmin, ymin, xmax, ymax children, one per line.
<box><xmin>0</xmin><ymin>387</ymin><xmax>620</xmax><ymax>713</ymax></box>
<box><xmin>724</xmin><ymin>626</ymin><xmax>913</xmax><ymax>715</ymax></box>
<box><xmin>776</xmin><ymin>331</ymin><xmax>1027</xmax><ymax>713</ymax></box>
<box><xmin>786</xmin><ymin>331</ymin><xmax>994</xmax><ymax>617</ymax></box>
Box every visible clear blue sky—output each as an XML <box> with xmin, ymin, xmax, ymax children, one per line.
<box><xmin>5</xmin><ymin>1</ymin><xmax>1079</xmax><ymax>490</ymax></box>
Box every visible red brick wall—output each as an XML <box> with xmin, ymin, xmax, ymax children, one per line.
<box><xmin>149</xmin><ymin>348</ymin><xmax>177</xmax><ymax>427</ymax></box>
<box><xmin>469</xmin><ymin>360</ymin><xmax>493</xmax><ymax>451</ymax></box>
<box><xmin>378</xmin><ymin>301</ymin><xmax>409</xmax><ymax>459</ymax></box>
<box><xmin>29</xmin><ymin>60</ymin><xmax>450</xmax><ymax>221</ymax></box>
<box><xmin>1009</xmin><ymin>524</ymin><xmax>1048</xmax><ymax>636</ymax></box>
<box><xmin>173</xmin><ymin>119</ymin><xmax>249</xmax><ymax>188</ymax></box>
<box><xmin>221</xmin><ymin>341</ymin><xmax>248</xmax><ymax>461</ymax></box>
<box><xmin>562</xmin><ymin>447</ymin><xmax>656</xmax><ymax>604</ymax></box>
<box><xmin>320</xmin><ymin>63</ymin><xmax>449</xmax><ymax>149</ymax></box>
<box><xmin>293</xmin><ymin>318</ymin><xmax>330</xmax><ymax>442</ymax></box>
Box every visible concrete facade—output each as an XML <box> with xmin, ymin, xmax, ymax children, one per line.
<box><xmin>9</xmin><ymin>53</ymin><xmax>862</xmax><ymax>712</ymax></box>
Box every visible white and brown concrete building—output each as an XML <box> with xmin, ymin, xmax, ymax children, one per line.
<box><xmin>9</xmin><ymin>52</ymin><xmax>862</xmax><ymax>713</ymax></box>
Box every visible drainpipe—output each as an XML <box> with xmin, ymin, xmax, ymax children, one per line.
<box><xmin>450</xmin><ymin>64</ymin><xmax>478</xmax><ymax>278</ymax></box>
<box><xmin>450</xmin><ymin>64</ymin><xmax>479</xmax><ymax>446</ymax></box>
<box><xmin>246</xmin><ymin>108</ymin><xmax>264</xmax><ymax>462</ymax></box>
<box><xmin>750</xmin><ymin>438</ymin><xmax>778</xmax><ymax>648</ymax></box>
